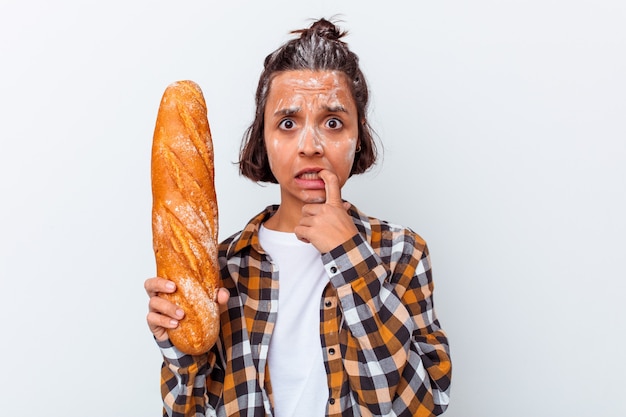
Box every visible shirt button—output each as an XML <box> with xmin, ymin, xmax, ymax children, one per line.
<box><xmin>325</xmin><ymin>300</ymin><xmax>332</xmax><ymax>308</ymax></box>
<box><xmin>329</xmin><ymin>398</ymin><xmax>335</xmax><ymax>405</ymax></box>
<box><xmin>330</xmin><ymin>266</ymin><xmax>338</xmax><ymax>274</ymax></box>
<box><xmin>329</xmin><ymin>348</ymin><xmax>335</xmax><ymax>355</ymax></box>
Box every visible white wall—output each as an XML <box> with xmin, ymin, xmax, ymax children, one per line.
<box><xmin>1</xmin><ymin>1</ymin><xmax>624</xmax><ymax>416</ymax></box>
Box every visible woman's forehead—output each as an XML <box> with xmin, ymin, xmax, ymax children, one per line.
<box><xmin>267</xmin><ymin>70</ymin><xmax>354</xmax><ymax>106</ymax></box>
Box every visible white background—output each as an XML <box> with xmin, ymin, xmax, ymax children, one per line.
<box><xmin>1</xmin><ymin>1</ymin><xmax>625</xmax><ymax>416</ymax></box>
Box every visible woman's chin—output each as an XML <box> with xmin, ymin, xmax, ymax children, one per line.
<box><xmin>300</xmin><ymin>191</ymin><xmax>326</xmax><ymax>204</ymax></box>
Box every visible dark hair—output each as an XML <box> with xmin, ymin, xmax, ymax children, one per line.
<box><xmin>239</xmin><ymin>18</ymin><xmax>378</xmax><ymax>183</ymax></box>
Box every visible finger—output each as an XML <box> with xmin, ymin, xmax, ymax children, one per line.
<box><xmin>301</xmin><ymin>203</ymin><xmax>322</xmax><ymax>218</ymax></box>
<box><xmin>216</xmin><ymin>288</ymin><xmax>230</xmax><ymax>306</ymax></box>
<box><xmin>148</xmin><ymin>325</ymin><xmax>170</xmax><ymax>342</ymax></box>
<box><xmin>149</xmin><ymin>296</ymin><xmax>184</xmax><ymax>320</ymax></box>
<box><xmin>292</xmin><ymin>224</ymin><xmax>311</xmax><ymax>243</ymax></box>
<box><xmin>144</xmin><ymin>277</ymin><xmax>176</xmax><ymax>297</ymax></box>
<box><xmin>318</xmin><ymin>170</ymin><xmax>343</xmax><ymax>207</ymax></box>
<box><xmin>147</xmin><ymin>311</ymin><xmax>180</xmax><ymax>330</ymax></box>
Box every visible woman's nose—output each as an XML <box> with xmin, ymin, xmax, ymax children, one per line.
<box><xmin>297</xmin><ymin>126</ymin><xmax>324</xmax><ymax>155</ymax></box>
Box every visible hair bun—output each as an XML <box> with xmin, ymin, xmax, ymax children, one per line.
<box><xmin>311</xmin><ymin>18</ymin><xmax>345</xmax><ymax>40</ymax></box>
<box><xmin>292</xmin><ymin>18</ymin><xmax>347</xmax><ymax>41</ymax></box>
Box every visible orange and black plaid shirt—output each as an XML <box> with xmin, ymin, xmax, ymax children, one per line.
<box><xmin>158</xmin><ymin>204</ymin><xmax>451</xmax><ymax>416</ymax></box>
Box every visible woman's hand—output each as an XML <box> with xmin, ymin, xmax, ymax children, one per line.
<box><xmin>295</xmin><ymin>169</ymin><xmax>358</xmax><ymax>253</ymax></box>
<box><xmin>144</xmin><ymin>277</ymin><xmax>230</xmax><ymax>342</ymax></box>
<box><xmin>145</xmin><ymin>277</ymin><xmax>183</xmax><ymax>342</ymax></box>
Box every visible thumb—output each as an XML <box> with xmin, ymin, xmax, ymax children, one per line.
<box><xmin>318</xmin><ymin>170</ymin><xmax>343</xmax><ymax>207</ymax></box>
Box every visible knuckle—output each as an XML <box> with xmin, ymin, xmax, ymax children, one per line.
<box><xmin>147</xmin><ymin>312</ymin><xmax>160</xmax><ymax>327</ymax></box>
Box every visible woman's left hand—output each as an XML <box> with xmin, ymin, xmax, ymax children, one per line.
<box><xmin>295</xmin><ymin>169</ymin><xmax>358</xmax><ymax>253</ymax></box>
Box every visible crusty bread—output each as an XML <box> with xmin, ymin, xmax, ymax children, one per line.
<box><xmin>151</xmin><ymin>80</ymin><xmax>219</xmax><ymax>355</ymax></box>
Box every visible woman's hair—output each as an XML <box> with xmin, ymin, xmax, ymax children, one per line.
<box><xmin>239</xmin><ymin>18</ymin><xmax>378</xmax><ymax>183</ymax></box>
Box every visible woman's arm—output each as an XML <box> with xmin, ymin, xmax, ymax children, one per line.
<box><xmin>322</xmin><ymin>231</ymin><xmax>451</xmax><ymax>416</ymax></box>
<box><xmin>159</xmin><ymin>340</ymin><xmax>214</xmax><ymax>417</ymax></box>
<box><xmin>145</xmin><ymin>277</ymin><xmax>230</xmax><ymax>417</ymax></box>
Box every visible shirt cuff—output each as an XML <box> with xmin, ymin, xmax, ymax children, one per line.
<box><xmin>321</xmin><ymin>232</ymin><xmax>385</xmax><ymax>287</ymax></box>
<box><xmin>157</xmin><ymin>338</ymin><xmax>204</xmax><ymax>369</ymax></box>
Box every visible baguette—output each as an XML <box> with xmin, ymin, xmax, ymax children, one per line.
<box><xmin>151</xmin><ymin>80</ymin><xmax>219</xmax><ymax>355</ymax></box>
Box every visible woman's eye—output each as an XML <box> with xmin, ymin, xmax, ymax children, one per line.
<box><xmin>279</xmin><ymin>119</ymin><xmax>295</xmax><ymax>130</ymax></box>
<box><xmin>326</xmin><ymin>118</ymin><xmax>343</xmax><ymax>129</ymax></box>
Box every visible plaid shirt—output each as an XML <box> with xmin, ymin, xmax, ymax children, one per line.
<box><xmin>158</xmin><ymin>204</ymin><xmax>451</xmax><ymax>417</ymax></box>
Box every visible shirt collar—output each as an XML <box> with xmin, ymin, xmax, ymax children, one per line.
<box><xmin>226</xmin><ymin>205</ymin><xmax>278</xmax><ymax>257</ymax></box>
<box><xmin>225</xmin><ymin>203</ymin><xmax>372</xmax><ymax>257</ymax></box>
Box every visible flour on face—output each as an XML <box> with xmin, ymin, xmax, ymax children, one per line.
<box><xmin>263</xmin><ymin>70</ymin><xmax>360</xmax><ymax>208</ymax></box>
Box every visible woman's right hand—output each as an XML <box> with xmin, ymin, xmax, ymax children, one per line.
<box><xmin>144</xmin><ymin>277</ymin><xmax>184</xmax><ymax>342</ymax></box>
<box><xmin>145</xmin><ymin>277</ymin><xmax>231</xmax><ymax>342</ymax></box>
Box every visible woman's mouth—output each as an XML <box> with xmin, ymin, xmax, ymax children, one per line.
<box><xmin>295</xmin><ymin>170</ymin><xmax>326</xmax><ymax>189</ymax></box>
<box><xmin>297</xmin><ymin>171</ymin><xmax>321</xmax><ymax>180</ymax></box>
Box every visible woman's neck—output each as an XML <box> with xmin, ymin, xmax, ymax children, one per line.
<box><xmin>263</xmin><ymin>202</ymin><xmax>302</xmax><ymax>232</ymax></box>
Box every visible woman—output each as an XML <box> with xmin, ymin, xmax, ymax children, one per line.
<box><xmin>145</xmin><ymin>18</ymin><xmax>451</xmax><ymax>417</ymax></box>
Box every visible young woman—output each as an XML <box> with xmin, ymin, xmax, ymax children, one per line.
<box><xmin>145</xmin><ymin>18</ymin><xmax>452</xmax><ymax>417</ymax></box>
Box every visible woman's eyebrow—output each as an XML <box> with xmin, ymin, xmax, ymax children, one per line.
<box><xmin>273</xmin><ymin>106</ymin><xmax>301</xmax><ymax>117</ymax></box>
<box><xmin>272</xmin><ymin>104</ymin><xmax>348</xmax><ymax>117</ymax></box>
<box><xmin>323</xmin><ymin>104</ymin><xmax>348</xmax><ymax>113</ymax></box>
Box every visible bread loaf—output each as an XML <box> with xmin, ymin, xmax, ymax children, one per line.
<box><xmin>151</xmin><ymin>80</ymin><xmax>219</xmax><ymax>355</ymax></box>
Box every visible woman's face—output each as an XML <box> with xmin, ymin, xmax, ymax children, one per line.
<box><xmin>263</xmin><ymin>70</ymin><xmax>359</xmax><ymax>207</ymax></box>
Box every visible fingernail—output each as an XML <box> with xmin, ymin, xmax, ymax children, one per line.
<box><xmin>170</xmin><ymin>319</ymin><xmax>178</xmax><ymax>327</ymax></box>
<box><xmin>166</xmin><ymin>282</ymin><xmax>175</xmax><ymax>291</ymax></box>
<box><xmin>175</xmin><ymin>309</ymin><xmax>184</xmax><ymax>318</ymax></box>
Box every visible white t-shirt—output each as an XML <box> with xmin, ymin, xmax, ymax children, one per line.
<box><xmin>258</xmin><ymin>225</ymin><xmax>329</xmax><ymax>417</ymax></box>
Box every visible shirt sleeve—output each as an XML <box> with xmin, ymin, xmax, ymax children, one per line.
<box><xmin>158</xmin><ymin>339</ymin><xmax>217</xmax><ymax>417</ymax></box>
<box><xmin>321</xmin><ymin>231</ymin><xmax>452</xmax><ymax>416</ymax></box>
